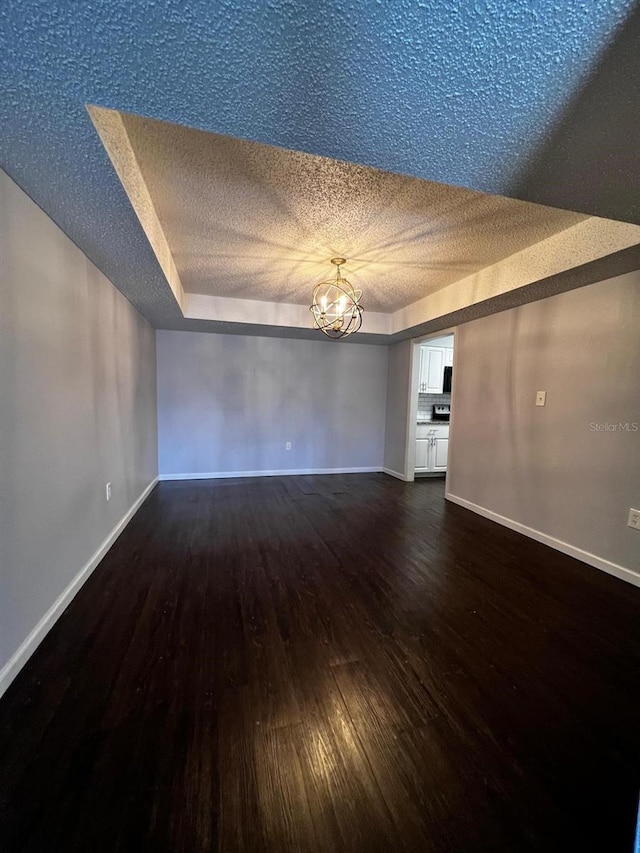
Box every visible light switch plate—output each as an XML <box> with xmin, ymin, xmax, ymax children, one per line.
<box><xmin>535</xmin><ymin>391</ymin><xmax>546</xmax><ymax>407</ymax></box>
<box><xmin>628</xmin><ymin>508</ymin><xmax>640</xmax><ymax>531</ymax></box>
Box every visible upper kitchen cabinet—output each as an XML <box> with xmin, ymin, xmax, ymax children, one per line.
<box><xmin>419</xmin><ymin>344</ymin><xmax>453</xmax><ymax>393</ymax></box>
<box><xmin>419</xmin><ymin>347</ymin><xmax>445</xmax><ymax>393</ymax></box>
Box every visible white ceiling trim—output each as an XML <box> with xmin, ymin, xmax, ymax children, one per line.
<box><xmin>184</xmin><ymin>293</ymin><xmax>393</xmax><ymax>334</ymax></box>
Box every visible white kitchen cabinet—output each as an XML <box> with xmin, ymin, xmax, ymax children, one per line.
<box><xmin>419</xmin><ymin>347</ymin><xmax>445</xmax><ymax>393</ymax></box>
<box><xmin>418</xmin><ymin>348</ymin><xmax>428</xmax><ymax>393</ymax></box>
<box><xmin>415</xmin><ymin>438</ymin><xmax>430</xmax><ymax>470</ymax></box>
<box><xmin>431</xmin><ymin>436</ymin><xmax>449</xmax><ymax>471</ymax></box>
<box><xmin>415</xmin><ymin>425</ymin><xmax>449</xmax><ymax>473</ymax></box>
<box><xmin>444</xmin><ymin>348</ymin><xmax>454</xmax><ymax>367</ymax></box>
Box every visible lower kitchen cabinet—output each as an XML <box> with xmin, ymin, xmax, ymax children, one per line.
<box><xmin>415</xmin><ymin>438</ymin><xmax>430</xmax><ymax>470</ymax></box>
<box><xmin>415</xmin><ymin>424</ymin><xmax>449</xmax><ymax>473</ymax></box>
<box><xmin>431</xmin><ymin>435</ymin><xmax>449</xmax><ymax>471</ymax></box>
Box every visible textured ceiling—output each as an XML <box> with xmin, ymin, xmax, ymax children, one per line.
<box><xmin>1</xmin><ymin>0</ymin><xmax>638</xmax><ymax>339</ymax></box>
<box><xmin>121</xmin><ymin>113</ymin><xmax>586</xmax><ymax>312</ymax></box>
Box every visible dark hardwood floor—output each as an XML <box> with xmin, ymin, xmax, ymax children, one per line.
<box><xmin>1</xmin><ymin>474</ymin><xmax>639</xmax><ymax>852</ymax></box>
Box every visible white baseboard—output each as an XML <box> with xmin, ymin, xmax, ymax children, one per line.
<box><xmin>445</xmin><ymin>492</ymin><xmax>640</xmax><ymax>589</ymax></box>
<box><xmin>382</xmin><ymin>467</ymin><xmax>411</xmax><ymax>481</ymax></box>
<box><xmin>0</xmin><ymin>477</ymin><xmax>159</xmax><ymax>699</ymax></box>
<box><xmin>159</xmin><ymin>467</ymin><xmax>382</xmax><ymax>481</ymax></box>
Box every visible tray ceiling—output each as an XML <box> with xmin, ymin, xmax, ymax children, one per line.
<box><xmin>89</xmin><ymin>105</ymin><xmax>640</xmax><ymax>340</ymax></box>
<box><xmin>118</xmin><ymin>112</ymin><xmax>587</xmax><ymax>313</ymax></box>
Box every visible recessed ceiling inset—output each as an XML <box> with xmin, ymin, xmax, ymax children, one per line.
<box><xmin>89</xmin><ymin>105</ymin><xmax>640</xmax><ymax>340</ymax></box>
<box><xmin>101</xmin><ymin>109</ymin><xmax>589</xmax><ymax>311</ymax></box>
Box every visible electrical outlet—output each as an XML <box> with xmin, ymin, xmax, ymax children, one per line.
<box><xmin>628</xmin><ymin>508</ymin><xmax>640</xmax><ymax>531</ymax></box>
<box><xmin>535</xmin><ymin>391</ymin><xmax>546</xmax><ymax>407</ymax></box>
<box><xmin>105</xmin><ymin>482</ymin><xmax>112</xmax><ymax>501</ymax></box>
<box><xmin>285</xmin><ymin>441</ymin><xmax>292</xmax><ymax>451</ymax></box>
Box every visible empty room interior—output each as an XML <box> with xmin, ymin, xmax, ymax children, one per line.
<box><xmin>1</xmin><ymin>2</ymin><xmax>640</xmax><ymax>851</ymax></box>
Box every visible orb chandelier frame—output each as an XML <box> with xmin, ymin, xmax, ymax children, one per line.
<box><xmin>310</xmin><ymin>258</ymin><xmax>364</xmax><ymax>339</ymax></box>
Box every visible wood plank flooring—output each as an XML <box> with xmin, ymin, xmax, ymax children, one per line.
<box><xmin>1</xmin><ymin>474</ymin><xmax>639</xmax><ymax>852</ymax></box>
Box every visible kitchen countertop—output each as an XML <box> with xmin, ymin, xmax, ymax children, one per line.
<box><xmin>417</xmin><ymin>420</ymin><xmax>450</xmax><ymax>425</ymax></box>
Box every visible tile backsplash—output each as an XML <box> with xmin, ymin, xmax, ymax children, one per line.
<box><xmin>417</xmin><ymin>392</ymin><xmax>451</xmax><ymax>421</ymax></box>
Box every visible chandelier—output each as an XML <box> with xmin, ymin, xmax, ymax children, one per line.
<box><xmin>310</xmin><ymin>258</ymin><xmax>364</xmax><ymax>339</ymax></box>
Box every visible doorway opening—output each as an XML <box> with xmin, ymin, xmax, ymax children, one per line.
<box><xmin>404</xmin><ymin>330</ymin><xmax>456</xmax><ymax>484</ymax></box>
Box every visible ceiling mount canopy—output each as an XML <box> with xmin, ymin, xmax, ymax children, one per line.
<box><xmin>310</xmin><ymin>258</ymin><xmax>364</xmax><ymax>339</ymax></box>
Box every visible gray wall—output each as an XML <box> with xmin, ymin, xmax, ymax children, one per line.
<box><xmin>156</xmin><ymin>330</ymin><xmax>388</xmax><ymax>475</ymax></box>
<box><xmin>383</xmin><ymin>341</ymin><xmax>413</xmax><ymax>477</ymax></box>
<box><xmin>448</xmin><ymin>271</ymin><xmax>640</xmax><ymax>573</ymax></box>
<box><xmin>0</xmin><ymin>170</ymin><xmax>158</xmax><ymax>674</ymax></box>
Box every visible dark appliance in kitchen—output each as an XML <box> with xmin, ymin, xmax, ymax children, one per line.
<box><xmin>443</xmin><ymin>365</ymin><xmax>453</xmax><ymax>393</ymax></box>
<box><xmin>432</xmin><ymin>404</ymin><xmax>450</xmax><ymax>422</ymax></box>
